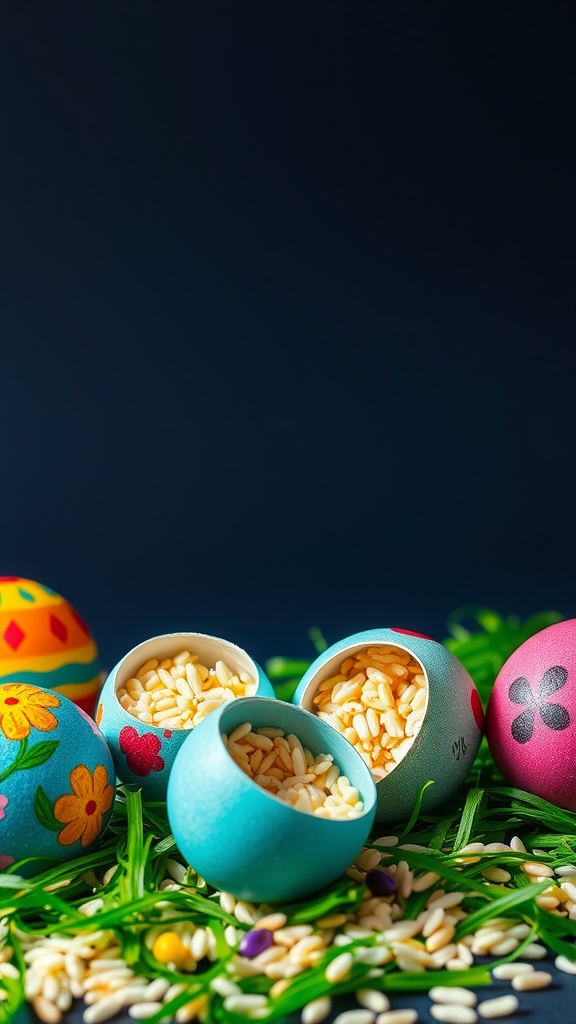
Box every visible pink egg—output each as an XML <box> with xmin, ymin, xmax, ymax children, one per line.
<box><xmin>485</xmin><ymin>618</ymin><xmax>576</xmax><ymax>810</ymax></box>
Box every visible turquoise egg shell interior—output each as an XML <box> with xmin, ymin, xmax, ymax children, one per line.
<box><xmin>0</xmin><ymin>688</ymin><xmax>116</xmax><ymax>874</ymax></box>
<box><xmin>97</xmin><ymin>632</ymin><xmax>275</xmax><ymax>801</ymax></box>
<box><xmin>167</xmin><ymin>695</ymin><xmax>377</xmax><ymax>904</ymax></box>
<box><xmin>294</xmin><ymin>628</ymin><xmax>483</xmax><ymax>824</ymax></box>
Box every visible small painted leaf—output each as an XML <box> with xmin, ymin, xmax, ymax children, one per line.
<box><xmin>19</xmin><ymin>740</ymin><xmax>59</xmax><ymax>771</ymax></box>
<box><xmin>509</xmin><ymin>677</ymin><xmax>534</xmax><ymax>705</ymax></box>
<box><xmin>539</xmin><ymin>702</ymin><xmax>570</xmax><ymax>732</ymax></box>
<box><xmin>537</xmin><ymin>665</ymin><xmax>568</xmax><ymax>698</ymax></box>
<box><xmin>34</xmin><ymin>785</ymin><xmax>62</xmax><ymax>832</ymax></box>
<box><xmin>11</xmin><ymin>736</ymin><xmax>29</xmax><ymax>768</ymax></box>
<box><xmin>511</xmin><ymin>707</ymin><xmax>535</xmax><ymax>744</ymax></box>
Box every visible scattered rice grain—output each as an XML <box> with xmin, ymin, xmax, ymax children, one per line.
<box><xmin>356</xmin><ymin>990</ymin><xmax>391</xmax><ymax>1012</ymax></box>
<box><xmin>430</xmin><ymin>1006</ymin><xmax>477</xmax><ymax>1024</ymax></box>
<box><xmin>332</xmin><ymin>1012</ymin><xmax>376</xmax><ymax>1024</ymax></box>
<box><xmin>511</xmin><ymin>970</ymin><xmax>553</xmax><ymax>991</ymax></box>
<box><xmin>301</xmin><ymin>995</ymin><xmax>332</xmax><ymax>1024</ymax></box>
<box><xmin>428</xmin><ymin>988</ymin><xmax>477</xmax><ymax>1007</ymax></box>
<box><xmin>325</xmin><ymin>951</ymin><xmax>354</xmax><ymax>983</ymax></box>
<box><xmin>491</xmin><ymin>962</ymin><xmax>534</xmax><ymax>980</ymax></box>
<box><xmin>555</xmin><ymin>954</ymin><xmax>576</xmax><ymax>975</ymax></box>
<box><xmin>477</xmin><ymin>996</ymin><xmax>519</xmax><ymax>1019</ymax></box>
<box><xmin>375</xmin><ymin>1012</ymin><xmax>418</xmax><ymax>1024</ymax></box>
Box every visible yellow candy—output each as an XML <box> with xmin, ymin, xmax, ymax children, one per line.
<box><xmin>152</xmin><ymin>931</ymin><xmax>192</xmax><ymax>968</ymax></box>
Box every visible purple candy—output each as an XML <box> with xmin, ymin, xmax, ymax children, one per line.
<box><xmin>365</xmin><ymin>868</ymin><xmax>398</xmax><ymax>896</ymax></box>
<box><xmin>238</xmin><ymin>928</ymin><xmax>275</xmax><ymax>958</ymax></box>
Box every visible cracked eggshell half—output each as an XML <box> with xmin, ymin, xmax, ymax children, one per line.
<box><xmin>293</xmin><ymin>627</ymin><xmax>484</xmax><ymax>824</ymax></box>
<box><xmin>485</xmin><ymin>618</ymin><xmax>576</xmax><ymax>811</ymax></box>
<box><xmin>166</xmin><ymin>695</ymin><xmax>377</xmax><ymax>903</ymax></box>
<box><xmin>96</xmin><ymin>632</ymin><xmax>275</xmax><ymax>800</ymax></box>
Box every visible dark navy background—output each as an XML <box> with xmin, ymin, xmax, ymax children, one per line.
<box><xmin>3</xmin><ymin>4</ymin><xmax>576</xmax><ymax>1022</ymax></box>
<box><xmin>1</xmin><ymin>0</ymin><xmax>575</xmax><ymax>677</ymax></box>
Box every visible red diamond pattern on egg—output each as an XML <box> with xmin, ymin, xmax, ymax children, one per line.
<box><xmin>49</xmin><ymin>614</ymin><xmax>68</xmax><ymax>643</ymax></box>
<box><xmin>70</xmin><ymin>607</ymin><xmax>91</xmax><ymax>635</ymax></box>
<box><xmin>3</xmin><ymin>620</ymin><xmax>25</xmax><ymax>650</ymax></box>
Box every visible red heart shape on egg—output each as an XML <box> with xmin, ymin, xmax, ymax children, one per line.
<box><xmin>119</xmin><ymin>726</ymin><xmax>165</xmax><ymax>777</ymax></box>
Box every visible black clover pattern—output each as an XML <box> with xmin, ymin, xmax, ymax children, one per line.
<box><xmin>509</xmin><ymin>665</ymin><xmax>570</xmax><ymax>744</ymax></box>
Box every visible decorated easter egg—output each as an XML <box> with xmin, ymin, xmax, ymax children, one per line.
<box><xmin>294</xmin><ymin>627</ymin><xmax>484</xmax><ymax>823</ymax></box>
<box><xmin>97</xmin><ymin>632</ymin><xmax>275</xmax><ymax>800</ymax></box>
<box><xmin>485</xmin><ymin>618</ymin><xmax>576</xmax><ymax>810</ymax></box>
<box><xmin>0</xmin><ymin>577</ymin><xmax>102</xmax><ymax>715</ymax></box>
<box><xmin>0</xmin><ymin>683</ymin><xmax>115</xmax><ymax>873</ymax></box>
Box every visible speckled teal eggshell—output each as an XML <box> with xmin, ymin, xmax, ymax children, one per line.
<box><xmin>0</xmin><ymin>684</ymin><xmax>115</xmax><ymax>874</ymax></box>
<box><xmin>97</xmin><ymin>633</ymin><xmax>275</xmax><ymax>801</ymax></box>
<box><xmin>167</xmin><ymin>696</ymin><xmax>377</xmax><ymax>903</ymax></box>
<box><xmin>293</xmin><ymin>628</ymin><xmax>484</xmax><ymax>824</ymax></box>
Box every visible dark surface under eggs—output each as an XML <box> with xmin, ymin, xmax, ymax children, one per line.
<box><xmin>18</xmin><ymin>952</ymin><xmax>574</xmax><ymax>1024</ymax></box>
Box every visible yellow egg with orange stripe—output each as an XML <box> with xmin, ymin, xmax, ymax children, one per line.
<box><xmin>0</xmin><ymin>577</ymin><xmax>102</xmax><ymax>716</ymax></box>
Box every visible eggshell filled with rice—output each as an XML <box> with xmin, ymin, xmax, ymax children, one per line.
<box><xmin>0</xmin><ymin>683</ymin><xmax>115</xmax><ymax>874</ymax></box>
<box><xmin>96</xmin><ymin>632</ymin><xmax>275</xmax><ymax>800</ymax></box>
<box><xmin>167</xmin><ymin>695</ymin><xmax>377</xmax><ymax>903</ymax></box>
<box><xmin>293</xmin><ymin>627</ymin><xmax>483</xmax><ymax>823</ymax></box>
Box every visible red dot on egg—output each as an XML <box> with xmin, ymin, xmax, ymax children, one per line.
<box><xmin>164</xmin><ymin>730</ymin><xmax>172</xmax><ymax>739</ymax></box>
<box><xmin>390</xmin><ymin>627</ymin><xmax>434</xmax><ymax>641</ymax></box>
<box><xmin>471</xmin><ymin>688</ymin><xmax>484</xmax><ymax>731</ymax></box>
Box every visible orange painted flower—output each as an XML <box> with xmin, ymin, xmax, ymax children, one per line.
<box><xmin>54</xmin><ymin>764</ymin><xmax>114</xmax><ymax>848</ymax></box>
<box><xmin>0</xmin><ymin>684</ymin><xmax>60</xmax><ymax>740</ymax></box>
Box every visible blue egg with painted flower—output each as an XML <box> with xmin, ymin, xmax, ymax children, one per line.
<box><xmin>0</xmin><ymin>683</ymin><xmax>115</xmax><ymax>875</ymax></box>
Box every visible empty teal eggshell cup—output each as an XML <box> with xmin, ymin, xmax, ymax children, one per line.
<box><xmin>96</xmin><ymin>632</ymin><xmax>274</xmax><ymax>800</ymax></box>
<box><xmin>166</xmin><ymin>695</ymin><xmax>377</xmax><ymax>904</ymax></box>
<box><xmin>293</xmin><ymin>627</ymin><xmax>484</xmax><ymax>824</ymax></box>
